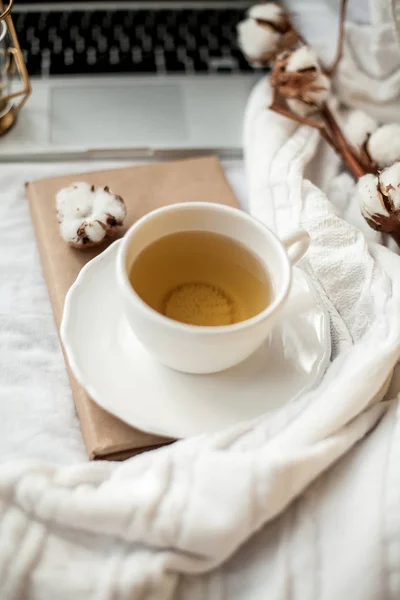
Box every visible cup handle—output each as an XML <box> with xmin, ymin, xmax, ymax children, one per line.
<box><xmin>281</xmin><ymin>230</ymin><xmax>310</xmax><ymax>265</ymax></box>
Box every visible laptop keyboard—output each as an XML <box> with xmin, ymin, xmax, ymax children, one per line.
<box><xmin>14</xmin><ymin>8</ymin><xmax>260</xmax><ymax>77</ymax></box>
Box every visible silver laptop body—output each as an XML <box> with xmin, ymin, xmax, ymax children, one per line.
<box><xmin>1</xmin><ymin>1</ymin><xmax>261</xmax><ymax>160</ymax></box>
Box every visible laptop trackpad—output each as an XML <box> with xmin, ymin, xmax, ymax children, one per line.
<box><xmin>50</xmin><ymin>84</ymin><xmax>188</xmax><ymax>146</ymax></box>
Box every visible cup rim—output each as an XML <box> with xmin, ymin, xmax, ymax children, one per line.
<box><xmin>117</xmin><ymin>202</ymin><xmax>292</xmax><ymax>335</ymax></box>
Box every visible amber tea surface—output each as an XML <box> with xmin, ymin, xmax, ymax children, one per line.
<box><xmin>129</xmin><ymin>230</ymin><xmax>273</xmax><ymax>326</ymax></box>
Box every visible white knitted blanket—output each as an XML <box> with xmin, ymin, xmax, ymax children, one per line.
<box><xmin>2</xmin><ymin>2</ymin><xmax>400</xmax><ymax>599</ymax></box>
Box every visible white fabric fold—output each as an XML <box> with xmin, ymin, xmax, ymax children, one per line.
<box><xmin>337</xmin><ymin>1</ymin><xmax>400</xmax><ymax>120</ymax></box>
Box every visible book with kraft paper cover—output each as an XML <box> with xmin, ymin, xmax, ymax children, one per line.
<box><xmin>26</xmin><ymin>157</ymin><xmax>240</xmax><ymax>460</ymax></box>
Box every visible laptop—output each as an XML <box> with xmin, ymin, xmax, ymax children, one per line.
<box><xmin>1</xmin><ymin>0</ymin><xmax>263</xmax><ymax>160</ymax></box>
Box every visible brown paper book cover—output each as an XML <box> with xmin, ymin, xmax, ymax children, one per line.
<box><xmin>26</xmin><ymin>157</ymin><xmax>239</xmax><ymax>460</ymax></box>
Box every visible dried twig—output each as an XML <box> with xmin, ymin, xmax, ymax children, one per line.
<box><xmin>325</xmin><ymin>0</ymin><xmax>348</xmax><ymax>76</ymax></box>
<box><xmin>320</xmin><ymin>104</ymin><xmax>368</xmax><ymax>178</ymax></box>
<box><xmin>269</xmin><ymin>87</ymin><xmax>339</xmax><ymax>152</ymax></box>
<box><xmin>270</xmin><ymin>89</ymin><xmax>368</xmax><ymax>178</ymax></box>
<box><xmin>266</xmin><ymin>0</ymin><xmax>371</xmax><ymax>180</ymax></box>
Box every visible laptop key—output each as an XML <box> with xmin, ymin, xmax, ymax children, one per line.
<box><xmin>109</xmin><ymin>46</ymin><xmax>120</xmax><ymax>65</ymax></box>
<box><xmin>191</xmin><ymin>57</ymin><xmax>208</xmax><ymax>73</ymax></box>
<box><xmin>164</xmin><ymin>52</ymin><xmax>186</xmax><ymax>73</ymax></box>
<box><xmin>132</xmin><ymin>52</ymin><xmax>156</xmax><ymax>73</ymax></box>
<box><xmin>87</xmin><ymin>47</ymin><xmax>97</xmax><ymax>67</ymax></box>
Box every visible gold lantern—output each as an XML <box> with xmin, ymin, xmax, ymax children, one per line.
<box><xmin>0</xmin><ymin>0</ymin><xmax>31</xmax><ymax>136</ymax></box>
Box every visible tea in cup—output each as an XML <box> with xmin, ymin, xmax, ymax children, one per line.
<box><xmin>117</xmin><ymin>202</ymin><xmax>309</xmax><ymax>374</ymax></box>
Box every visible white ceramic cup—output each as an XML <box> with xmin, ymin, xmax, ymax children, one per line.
<box><xmin>117</xmin><ymin>202</ymin><xmax>310</xmax><ymax>374</ymax></box>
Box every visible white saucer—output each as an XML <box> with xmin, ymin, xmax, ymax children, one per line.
<box><xmin>61</xmin><ymin>241</ymin><xmax>331</xmax><ymax>439</ymax></box>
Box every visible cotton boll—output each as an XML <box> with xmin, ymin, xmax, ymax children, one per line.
<box><xmin>358</xmin><ymin>165</ymin><xmax>400</xmax><ymax>238</ymax></box>
<box><xmin>286</xmin><ymin>98</ymin><xmax>317</xmax><ymax>117</ymax></box>
<box><xmin>237</xmin><ymin>2</ymin><xmax>293</xmax><ymax>63</ymax></box>
<box><xmin>56</xmin><ymin>182</ymin><xmax>127</xmax><ymax>248</ymax></box>
<box><xmin>56</xmin><ymin>182</ymin><xmax>93</xmax><ymax>221</ymax></box>
<box><xmin>379</xmin><ymin>162</ymin><xmax>400</xmax><ymax>209</ymax></box>
<box><xmin>81</xmin><ymin>221</ymin><xmax>107</xmax><ymax>244</ymax></box>
<box><xmin>237</xmin><ymin>18</ymin><xmax>280</xmax><ymax>62</ymax></box>
<box><xmin>70</xmin><ymin>181</ymin><xmax>92</xmax><ymax>194</ymax></box>
<box><xmin>61</xmin><ymin>219</ymin><xmax>107</xmax><ymax>245</ymax></box>
<box><xmin>59</xmin><ymin>218</ymin><xmax>84</xmax><ymax>246</ymax></box>
<box><xmin>344</xmin><ymin>110</ymin><xmax>378</xmax><ymax>150</ymax></box>
<box><xmin>357</xmin><ymin>173</ymin><xmax>387</xmax><ymax>222</ymax></box>
<box><xmin>357</xmin><ymin>174</ymin><xmax>384</xmax><ymax>220</ymax></box>
<box><xmin>367</xmin><ymin>124</ymin><xmax>400</xmax><ymax>168</ymax></box>
<box><xmin>285</xmin><ymin>47</ymin><xmax>330</xmax><ymax>105</ymax></box>
<box><xmin>248</xmin><ymin>2</ymin><xmax>285</xmax><ymax>23</ymax></box>
<box><xmin>286</xmin><ymin>45</ymin><xmax>319</xmax><ymax>72</ymax></box>
<box><xmin>93</xmin><ymin>188</ymin><xmax>127</xmax><ymax>224</ymax></box>
<box><xmin>271</xmin><ymin>46</ymin><xmax>330</xmax><ymax>116</ymax></box>
<box><xmin>304</xmin><ymin>73</ymin><xmax>331</xmax><ymax>105</ymax></box>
